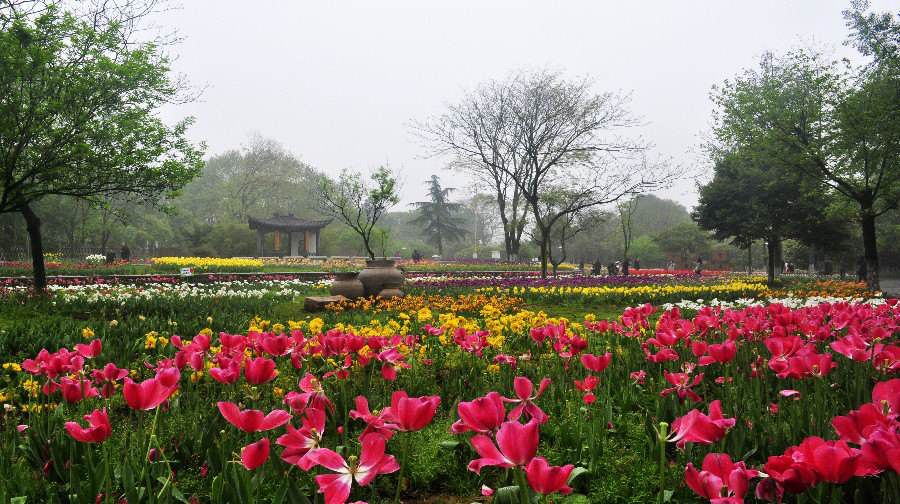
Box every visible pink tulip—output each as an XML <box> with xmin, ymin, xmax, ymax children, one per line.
<box><xmin>669</xmin><ymin>400</ymin><xmax>736</xmax><ymax>449</ymax></box>
<box><xmin>525</xmin><ymin>456</ymin><xmax>574</xmax><ymax>495</ymax></box>
<box><xmin>383</xmin><ymin>391</ymin><xmax>440</xmax><ymax>432</ymax></box>
<box><xmin>580</xmin><ymin>353</ymin><xmax>612</xmax><ymax>373</ymax></box>
<box><xmin>660</xmin><ymin>371</ymin><xmax>704</xmax><ymax>403</ymax></box>
<box><xmin>64</xmin><ymin>408</ymin><xmax>112</xmax><ymax>443</ymax></box>
<box><xmin>217</xmin><ymin>401</ymin><xmax>291</xmax><ymax>433</ymax></box>
<box><xmin>285</xmin><ymin>373</ymin><xmax>334</xmax><ymax>414</ymax></box>
<box><xmin>209</xmin><ymin>359</ymin><xmax>241</xmax><ymax>384</ymax></box>
<box><xmin>276</xmin><ymin>408</ymin><xmax>326</xmax><ymax>470</ymax></box>
<box><xmin>123</xmin><ymin>369</ymin><xmax>179</xmax><ymax>410</ymax></box>
<box><xmin>244</xmin><ymin>357</ymin><xmax>277</xmax><ymax>385</ymax></box>
<box><xmin>349</xmin><ymin>396</ymin><xmax>398</xmax><ymax>439</ymax></box>
<box><xmin>75</xmin><ymin>339</ymin><xmax>102</xmax><ymax>358</ymax></box>
<box><xmin>307</xmin><ymin>434</ymin><xmax>399</xmax><ymax>504</ymax></box>
<box><xmin>240</xmin><ymin>438</ymin><xmax>270</xmax><ymax>470</ymax></box>
<box><xmin>504</xmin><ymin>376</ymin><xmax>551</xmax><ymax>424</ymax></box>
<box><xmin>467</xmin><ymin>420</ymin><xmax>540</xmax><ymax>473</ymax></box>
<box><xmin>684</xmin><ymin>453</ymin><xmax>759</xmax><ymax>502</ymax></box>
<box><xmin>58</xmin><ymin>377</ymin><xmax>99</xmax><ymax>404</ymax></box>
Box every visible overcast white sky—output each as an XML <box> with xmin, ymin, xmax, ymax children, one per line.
<box><xmin>155</xmin><ymin>0</ymin><xmax>897</xmax><ymax>211</ymax></box>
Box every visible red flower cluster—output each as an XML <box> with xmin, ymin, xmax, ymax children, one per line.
<box><xmin>454</xmin><ymin>376</ymin><xmax>575</xmax><ymax>497</ymax></box>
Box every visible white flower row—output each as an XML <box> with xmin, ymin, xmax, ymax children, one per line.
<box><xmin>37</xmin><ymin>279</ymin><xmax>330</xmax><ymax>305</ymax></box>
<box><xmin>660</xmin><ymin>296</ymin><xmax>886</xmax><ymax>312</ymax></box>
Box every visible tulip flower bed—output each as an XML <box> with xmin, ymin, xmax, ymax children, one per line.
<box><xmin>0</xmin><ymin>279</ymin><xmax>898</xmax><ymax>504</ymax></box>
<box><xmin>477</xmin><ymin>279</ymin><xmax>771</xmax><ymax>307</ymax></box>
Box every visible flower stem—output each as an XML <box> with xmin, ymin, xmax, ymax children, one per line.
<box><xmin>394</xmin><ymin>435</ymin><xmax>409</xmax><ymax>503</ymax></box>
<box><xmin>515</xmin><ymin>468</ymin><xmax>531</xmax><ymax>504</ymax></box>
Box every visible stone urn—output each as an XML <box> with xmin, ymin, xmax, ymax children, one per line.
<box><xmin>378</xmin><ymin>281</ymin><xmax>404</xmax><ymax>300</ymax></box>
<box><xmin>330</xmin><ymin>271</ymin><xmax>365</xmax><ymax>299</ymax></box>
<box><xmin>357</xmin><ymin>259</ymin><xmax>404</xmax><ymax>297</ymax></box>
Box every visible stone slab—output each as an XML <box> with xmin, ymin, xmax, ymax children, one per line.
<box><xmin>304</xmin><ymin>295</ymin><xmax>346</xmax><ymax>311</ymax></box>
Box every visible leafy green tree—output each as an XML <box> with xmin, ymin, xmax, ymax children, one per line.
<box><xmin>709</xmin><ymin>2</ymin><xmax>899</xmax><ymax>290</ymax></box>
<box><xmin>317</xmin><ymin>166</ymin><xmax>400</xmax><ymax>260</ymax></box>
<box><xmin>410</xmin><ymin>175</ymin><xmax>468</xmax><ymax>256</ymax></box>
<box><xmin>653</xmin><ymin>222</ymin><xmax>712</xmax><ymax>269</ymax></box>
<box><xmin>0</xmin><ymin>3</ymin><xmax>204</xmax><ymax>289</ymax></box>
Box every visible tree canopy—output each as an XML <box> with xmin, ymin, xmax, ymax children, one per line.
<box><xmin>0</xmin><ymin>2</ymin><xmax>204</xmax><ymax>288</ymax></box>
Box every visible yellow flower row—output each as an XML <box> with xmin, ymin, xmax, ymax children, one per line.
<box><xmin>151</xmin><ymin>257</ymin><xmax>264</xmax><ymax>268</ymax></box>
<box><xmin>326</xmin><ymin>293</ymin><xmax>523</xmax><ymax>315</ymax></box>
<box><xmin>480</xmin><ymin>281</ymin><xmax>768</xmax><ymax>300</ymax></box>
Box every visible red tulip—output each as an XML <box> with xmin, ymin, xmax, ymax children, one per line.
<box><xmin>307</xmin><ymin>434</ymin><xmax>399</xmax><ymax>504</ymax></box>
<box><xmin>209</xmin><ymin>359</ymin><xmax>241</xmax><ymax>384</ymax></box>
<box><xmin>64</xmin><ymin>408</ymin><xmax>112</xmax><ymax>443</ymax></box>
<box><xmin>525</xmin><ymin>456</ymin><xmax>574</xmax><ymax>495</ymax></box>
<box><xmin>260</xmin><ymin>333</ymin><xmax>291</xmax><ymax>357</ymax></box>
<box><xmin>873</xmin><ymin>378</ymin><xmax>900</xmax><ymax>419</ymax></box>
<box><xmin>123</xmin><ymin>369</ymin><xmax>179</xmax><ymax>410</ymax></box>
<box><xmin>349</xmin><ymin>395</ymin><xmax>398</xmax><ymax>439</ymax></box>
<box><xmin>798</xmin><ymin>436</ymin><xmax>860</xmax><ymax>484</ymax></box>
<box><xmin>451</xmin><ymin>391</ymin><xmax>506</xmax><ymax>434</ymax></box>
<box><xmin>467</xmin><ymin>419</ymin><xmax>540</xmax><ymax>473</ymax></box>
<box><xmin>240</xmin><ymin>438</ymin><xmax>270</xmax><ymax>470</ymax></box>
<box><xmin>669</xmin><ymin>400</ymin><xmax>735</xmax><ymax>449</ymax></box>
<box><xmin>276</xmin><ymin>408</ymin><xmax>326</xmax><ymax>470</ymax></box>
<box><xmin>860</xmin><ymin>428</ymin><xmax>900</xmax><ymax>474</ymax></box>
<box><xmin>75</xmin><ymin>339</ymin><xmax>102</xmax><ymax>358</ymax></box>
<box><xmin>244</xmin><ymin>357</ymin><xmax>277</xmax><ymax>385</ymax></box>
<box><xmin>580</xmin><ymin>353</ymin><xmax>612</xmax><ymax>373</ymax></box>
<box><xmin>763</xmin><ymin>448</ymin><xmax>818</xmax><ymax>494</ymax></box>
<box><xmin>92</xmin><ymin>363</ymin><xmax>129</xmax><ymax>398</ymax></box>
<box><xmin>832</xmin><ymin>403</ymin><xmax>891</xmax><ymax>445</ymax></box>
<box><xmin>504</xmin><ymin>376</ymin><xmax>551</xmax><ymax>424</ymax></box>
<box><xmin>285</xmin><ymin>373</ymin><xmax>334</xmax><ymax>414</ymax></box>
<box><xmin>58</xmin><ymin>377</ymin><xmax>99</xmax><ymax>404</ymax></box>
<box><xmin>383</xmin><ymin>391</ymin><xmax>440</xmax><ymax>432</ymax></box>
<box><xmin>698</xmin><ymin>340</ymin><xmax>736</xmax><ymax>366</ymax></box>
<box><xmin>684</xmin><ymin>453</ymin><xmax>759</xmax><ymax>502</ymax></box>
<box><xmin>660</xmin><ymin>371</ymin><xmax>704</xmax><ymax>403</ymax></box>
<box><xmin>217</xmin><ymin>401</ymin><xmax>291</xmax><ymax>433</ymax></box>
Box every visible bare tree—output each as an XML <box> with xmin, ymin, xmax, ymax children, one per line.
<box><xmin>317</xmin><ymin>166</ymin><xmax>400</xmax><ymax>260</ymax></box>
<box><xmin>617</xmin><ymin>196</ymin><xmax>640</xmax><ymax>261</ymax></box>
<box><xmin>505</xmin><ymin>72</ymin><xmax>677</xmax><ymax>276</ymax></box>
<box><xmin>414</xmin><ymin>81</ymin><xmax>529</xmax><ymax>260</ymax></box>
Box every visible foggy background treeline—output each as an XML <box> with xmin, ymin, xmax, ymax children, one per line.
<box><xmin>2</xmin><ymin>132</ymin><xmax>897</xmax><ymax>273</ymax></box>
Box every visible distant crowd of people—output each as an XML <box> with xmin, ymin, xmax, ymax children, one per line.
<box><xmin>584</xmin><ymin>256</ymin><xmax>705</xmax><ymax>277</ymax></box>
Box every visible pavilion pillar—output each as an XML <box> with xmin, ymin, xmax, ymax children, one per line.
<box><xmin>256</xmin><ymin>230</ymin><xmax>264</xmax><ymax>257</ymax></box>
<box><xmin>314</xmin><ymin>229</ymin><xmax>320</xmax><ymax>255</ymax></box>
<box><xmin>290</xmin><ymin>232</ymin><xmax>300</xmax><ymax>256</ymax></box>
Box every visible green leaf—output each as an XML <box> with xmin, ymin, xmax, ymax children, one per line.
<box><xmin>10</xmin><ymin>497</ymin><xmax>26</xmax><ymax>504</ymax></box>
<box><xmin>567</xmin><ymin>466</ymin><xmax>590</xmax><ymax>486</ymax></box>
<box><xmin>492</xmin><ymin>486</ymin><xmax>523</xmax><ymax>504</ymax></box>
<box><xmin>210</xmin><ymin>475</ymin><xmax>224</xmax><ymax>503</ymax></box>
<box><xmin>439</xmin><ymin>440</ymin><xmax>460</xmax><ymax>449</ymax></box>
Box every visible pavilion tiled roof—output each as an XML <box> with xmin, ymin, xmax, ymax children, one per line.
<box><xmin>248</xmin><ymin>214</ymin><xmax>332</xmax><ymax>232</ymax></box>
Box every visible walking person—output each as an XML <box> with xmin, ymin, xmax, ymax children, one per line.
<box><xmin>120</xmin><ymin>243</ymin><xmax>131</xmax><ymax>262</ymax></box>
<box><xmin>693</xmin><ymin>256</ymin><xmax>703</xmax><ymax>277</ymax></box>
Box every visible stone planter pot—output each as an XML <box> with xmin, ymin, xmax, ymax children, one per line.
<box><xmin>330</xmin><ymin>271</ymin><xmax>365</xmax><ymax>299</ymax></box>
<box><xmin>357</xmin><ymin>259</ymin><xmax>404</xmax><ymax>297</ymax></box>
<box><xmin>378</xmin><ymin>282</ymin><xmax>404</xmax><ymax>299</ymax></box>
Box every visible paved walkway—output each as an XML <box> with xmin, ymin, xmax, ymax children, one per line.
<box><xmin>881</xmin><ymin>278</ymin><xmax>900</xmax><ymax>297</ymax></box>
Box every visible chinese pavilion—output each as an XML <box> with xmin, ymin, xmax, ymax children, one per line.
<box><xmin>247</xmin><ymin>214</ymin><xmax>331</xmax><ymax>257</ymax></box>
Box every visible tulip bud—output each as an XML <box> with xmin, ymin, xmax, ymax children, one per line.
<box><xmin>148</xmin><ymin>448</ymin><xmax>160</xmax><ymax>462</ymax></box>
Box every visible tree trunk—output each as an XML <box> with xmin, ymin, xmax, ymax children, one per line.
<box><xmin>21</xmin><ymin>205</ymin><xmax>47</xmax><ymax>291</ymax></box>
<box><xmin>766</xmin><ymin>238</ymin><xmax>779</xmax><ymax>286</ymax></box>
<box><xmin>539</xmin><ymin>237</ymin><xmax>549</xmax><ymax>278</ymax></box>
<box><xmin>861</xmin><ymin>210</ymin><xmax>880</xmax><ymax>291</ymax></box>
